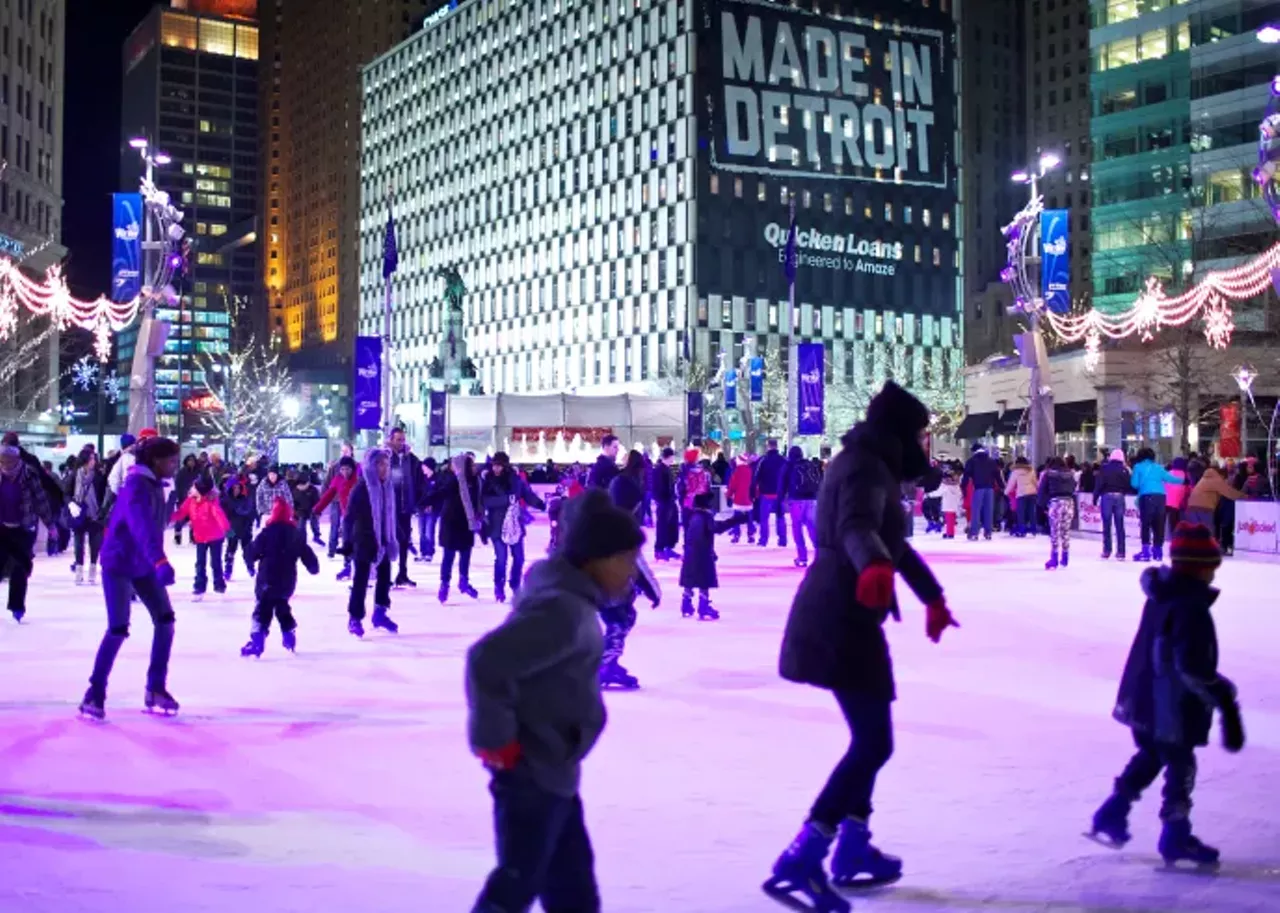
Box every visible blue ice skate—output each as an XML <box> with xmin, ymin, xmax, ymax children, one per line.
<box><xmin>1158</xmin><ymin>819</ymin><xmax>1220</xmax><ymax>871</ymax></box>
<box><xmin>830</xmin><ymin>817</ymin><xmax>903</xmax><ymax>888</ymax></box>
<box><xmin>763</xmin><ymin>823</ymin><xmax>851</xmax><ymax>913</ymax></box>
<box><xmin>1085</xmin><ymin>794</ymin><xmax>1132</xmax><ymax>848</ymax></box>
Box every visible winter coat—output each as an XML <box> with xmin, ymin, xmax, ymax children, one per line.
<box><xmin>71</xmin><ymin>467</ymin><xmax>107</xmax><ymax>526</ymax></box>
<box><xmin>428</xmin><ymin>470</ymin><xmax>482</xmax><ymax>552</ymax></box>
<box><xmin>0</xmin><ymin>462</ymin><xmax>54</xmax><ymax>530</ymax></box>
<box><xmin>466</xmin><ymin>555</ymin><xmax>608</xmax><ymax>798</ymax></box>
<box><xmin>650</xmin><ymin>461</ymin><xmax>677</xmax><ymax>504</ymax></box>
<box><xmin>170</xmin><ymin>491</ymin><xmax>231</xmax><ymax>544</ymax></box>
<box><xmin>778</xmin><ymin>424</ymin><xmax>943</xmax><ymax>701</ymax></box>
<box><xmin>960</xmin><ymin>448</ymin><xmax>998</xmax><ymax>491</ymax></box>
<box><xmin>255</xmin><ymin>478</ymin><xmax>293</xmax><ymax>517</ymax></box>
<box><xmin>341</xmin><ymin>479</ymin><xmax>380</xmax><ymax>564</ymax></box>
<box><xmin>782</xmin><ymin>450</ymin><xmax>823</xmax><ymax>501</ymax></box>
<box><xmin>607</xmin><ymin>472</ymin><xmax>646</xmax><ymax>521</ymax></box>
<box><xmin>248</xmin><ymin>519</ymin><xmax>320</xmax><ymax>602</ymax></box>
<box><xmin>1113</xmin><ymin>567</ymin><xmax>1232</xmax><ymax>747</ymax></box>
<box><xmin>1005</xmin><ymin>464</ymin><xmax>1038</xmax><ymax>499</ymax></box>
<box><xmin>752</xmin><ymin>449</ymin><xmax>787</xmax><ymax>497</ymax></box>
<box><xmin>100</xmin><ymin>465</ymin><xmax>168</xmax><ymax>579</ymax></box>
<box><xmin>1037</xmin><ymin>468</ymin><xmax>1076</xmax><ymax>509</ymax></box>
<box><xmin>1186</xmin><ymin>468</ymin><xmax>1243</xmax><ymax>513</ymax></box>
<box><xmin>586</xmin><ymin>453</ymin><xmax>620</xmax><ymax>491</ymax></box>
<box><xmin>291</xmin><ymin>482</ymin><xmax>320</xmax><ymax>520</ymax></box>
<box><xmin>314</xmin><ymin>472</ymin><xmax>359</xmax><ymax>516</ymax></box>
<box><xmin>222</xmin><ymin>476</ymin><xmax>257</xmax><ymax>522</ymax></box>
<box><xmin>1165</xmin><ymin>467</ymin><xmax>1190</xmax><ymax>509</ymax></box>
<box><xmin>481</xmin><ymin>469</ymin><xmax>546</xmax><ymax>541</ymax></box>
<box><xmin>726</xmin><ymin>463</ymin><xmax>754</xmax><ymax>508</ymax></box>
<box><xmin>1130</xmin><ymin>459</ymin><xmax>1179</xmax><ymax>498</ymax></box>
<box><xmin>108</xmin><ymin>451</ymin><xmax>134</xmax><ymax>495</ymax></box>
<box><xmin>389</xmin><ymin>448</ymin><xmax>423</xmax><ymax>514</ymax></box>
<box><xmin>678</xmin><ymin>508</ymin><xmax>742</xmax><ymax>590</ymax></box>
<box><xmin>938</xmin><ymin>481</ymin><xmax>963</xmax><ymax>514</ymax></box>
<box><xmin>1093</xmin><ymin>459</ymin><xmax>1131</xmax><ymax>500</ymax></box>
<box><xmin>174</xmin><ymin>464</ymin><xmax>199</xmax><ymax>503</ymax></box>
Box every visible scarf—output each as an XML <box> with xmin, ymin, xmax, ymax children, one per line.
<box><xmin>76</xmin><ymin>467</ymin><xmax>100</xmax><ymax>520</ymax></box>
<box><xmin>452</xmin><ymin>454</ymin><xmax>481</xmax><ymax>532</ymax></box>
<box><xmin>365</xmin><ymin>449</ymin><xmax>399</xmax><ymax>565</ymax></box>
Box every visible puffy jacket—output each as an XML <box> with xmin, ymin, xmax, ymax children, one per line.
<box><xmin>1093</xmin><ymin>459</ymin><xmax>1132</xmax><ymax>500</ymax></box>
<box><xmin>1004</xmin><ymin>464</ymin><xmax>1037</xmax><ymax>498</ymax></box>
<box><xmin>1037</xmin><ymin>468</ymin><xmax>1077</xmax><ymax>508</ymax></box>
<box><xmin>248</xmin><ymin>515</ymin><xmax>320</xmax><ymax>602</ymax></box>
<box><xmin>1164</xmin><ymin>468</ymin><xmax>1189</xmax><ymax>510</ymax></box>
<box><xmin>292</xmin><ymin>481</ymin><xmax>320</xmax><ymax>520</ymax></box>
<box><xmin>1130</xmin><ymin>459</ymin><xmax>1178</xmax><ymax>498</ymax></box>
<box><xmin>960</xmin><ymin>448</ymin><xmax>999</xmax><ymax>490</ymax></box>
<box><xmin>481</xmin><ymin>468</ymin><xmax>546</xmax><ymax>541</ymax></box>
<box><xmin>222</xmin><ymin>475</ymin><xmax>256</xmax><ymax>520</ymax></box>
<box><xmin>100</xmin><ymin>465</ymin><xmax>168</xmax><ymax>578</ymax></box>
<box><xmin>170</xmin><ymin>490</ymin><xmax>231</xmax><ymax>544</ymax></box>
<box><xmin>938</xmin><ymin>480</ymin><xmax>963</xmax><ymax>514</ymax></box>
<box><xmin>315</xmin><ymin>471</ymin><xmax>359</xmax><ymax>516</ymax></box>
<box><xmin>752</xmin><ymin>449</ymin><xmax>787</xmax><ymax>497</ymax></box>
<box><xmin>726</xmin><ymin>463</ymin><xmax>753</xmax><ymax>508</ymax></box>
<box><xmin>783</xmin><ymin>448</ymin><xmax>823</xmax><ymax>501</ymax></box>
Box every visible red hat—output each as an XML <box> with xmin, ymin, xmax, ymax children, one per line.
<box><xmin>268</xmin><ymin>497</ymin><xmax>294</xmax><ymax>526</ymax></box>
<box><xmin>138</xmin><ymin>428</ymin><xmax>159</xmax><ymax>440</ymax></box>
<box><xmin>1169</xmin><ymin>522</ymin><xmax>1222</xmax><ymax>571</ymax></box>
<box><xmin>684</xmin><ymin>446</ymin><xmax>701</xmax><ymax>464</ymax></box>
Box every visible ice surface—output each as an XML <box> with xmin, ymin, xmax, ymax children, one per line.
<box><xmin>0</xmin><ymin>525</ymin><xmax>1277</xmax><ymax>912</ymax></box>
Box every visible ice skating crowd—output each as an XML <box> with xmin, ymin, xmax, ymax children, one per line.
<box><xmin>0</xmin><ymin>380</ymin><xmax>1253</xmax><ymax>913</ymax></box>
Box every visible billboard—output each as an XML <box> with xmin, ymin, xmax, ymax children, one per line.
<box><xmin>695</xmin><ymin>0</ymin><xmax>958</xmax><ymax>315</ymax></box>
<box><xmin>1040</xmin><ymin>209</ymin><xmax>1071</xmax><ymax>314</ymax></box>
<box><xmin>111</xmin><ymin>193</ymin><xmax>143</xmax><ymax>303</ymax></box>
<box><xmin>353</xmin><ymin>336</ymin><xmax>382</xmax><ymax>431</ymax></box>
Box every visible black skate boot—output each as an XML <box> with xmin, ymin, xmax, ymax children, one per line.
<box><xmin>830</xmin><ymin>817</ymin><xmax>903</xmax><ymax>888</ymax></box>
<box><xmin>1101</xmin><ymin>548</ymin><xmax>1111</xmax><ymax>560</ymax></box>
<box><xmin>1133</xmin><ymin>547</ymin><xmax>1151</xmax><ymax>562</ymax></box>
<box><xmin>438</xmin><ymin>583</ymin><xmax>449</xmax><ymax>604</ymax></box>
<box><xmin>144</xmin><ymin>688</ymin><xmax>180</xmax><ymax>716</ymax></box>
<box><xmin>697</xmin><ymin>593</ymin><xmax>720</xmax><ymax>621</ymax></box>
<box><xmin>371</xmin><ymin>605</ymin><xmax>399</xmax><ymax>634</ymax></box>
<box><xmin>79</xmin><ymin>687</ymin><xmax>106</xmax><ymax>721</ymax></box>
<box><xmin>1086</xmin><ymin>793</ymin><xmax>1132</xmax><ymax>848</ymax></box>
<box><xmin>336</xmin><ymin>564</ymin><xmax>352</xmax><ymax>582</ymax></box>
<box><xmin>1152</xmin><ymin>545</ymin><xmax>1163</xmax><ymax>563</ymax></box>
<box><xmin>393</xmin><ymin>573</ymin><xmax>417</xmax><ymax>589</ymax></box>
<box><xmin>599</xmin><ymin>660</ymin><xmax>640</xmax><ymax>690</ymax></box>
<box><xmin>459</xmin><ymin>580</ymin><xmax>479</xmax><ymax>599</ymax></box>
<box><xmin>1045</xmin><ymin>549</ymin><xmax>1059</xmax><ymax>570</ymax></box>
<box><xmin>763</xmin><ymin>822</ymin><xmax>850</xmax><ymax>913</ymax></box>
<box><xmin>1158</xmin><ymin>819</ymin><xmax>1220</xmax><ymax>871</ymax></box>
<box><xmin>495</xmin><ymin>584</ymin><xmax>506</xmax><ymax>603</ymax></box>
<box><xmin>281</xmin><ymin>629</ymin><xmax>297</xmax><ymax>653</ymax></box>
<box><xmin>680</xmin><ymin>591</ymin><xmax>694</xmax><ymax>618</ymax></box>
<box><xmin>1062</xmin><ymin>550</ymin><xmax>1070</xmax><ymax>568</ymax></box>
<box><xmin>348</xmin><ymin>616</ymin><xmax>365</xmax><ymax>638</ymax></box>
<box><xmin>240</xmin><ymin>630</ymin><xmax>265</xmax><ymax>658</ymax></box>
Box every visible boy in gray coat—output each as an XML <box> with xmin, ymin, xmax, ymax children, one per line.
<box><xmin>466</xmin><ymin>489</ymin><xmax>644</xmax><ymax>913</ymax></box>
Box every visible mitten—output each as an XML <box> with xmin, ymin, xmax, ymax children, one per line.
<box><xmin>155</xmin><ymin>561</ymin><xmax>176</xmax><ymax>588</ymax></box>
<box><xmin>855</xmin><ymin>560</ymin><xmax>895</xmax><ymax>610</ymax></box>
<box><xmin>476</xmin><ymin>741</ymin><xmax>522</xmax><ymax>771</ymax></box>
<box><xmin>925</xmin><ymin>597</ymin><xmax>960</xmax><ymax>644</ymax></box>
<box><xmin>1220</xmin><ymin>700</ymin><xmax>1246</xmax><ymax>753</ymax></box>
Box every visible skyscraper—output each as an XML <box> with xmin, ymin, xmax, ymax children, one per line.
<box><xmin>117</xmin><ymin>0</ymin><xmax>259</xmax><ymax>440</ymax></box>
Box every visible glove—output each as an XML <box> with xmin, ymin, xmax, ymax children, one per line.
<box><xmin>1220</xmin><ymin>700</ymin><xmax>1246</xmax><ymax>753</ymax></box>
<box><xmin>476</xmin><ymin>741</ymin><xmax>522</xmax><ymax>771</ymax></box>
<box><xmin>155</xmin><ymin>561</ymin><xmax>176</xmax><ymax>588</ymax></box>
<box><xmin>925</xmin><ymin>597</ymin><xmax>960</xmax><ymax>644</ymax></box>
<box><xmin>855</xmin><ymin>560</ymin><xmax>895</xmax><ymax>610</ymax></box>
<box><xmin>650</xmin><ymin>598</ymin><xmax>660</xmax><ymax>610</ymax></box>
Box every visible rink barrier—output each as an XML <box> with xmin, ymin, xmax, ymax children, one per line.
<box><xmin>1077</xmin><ymin>495</ymin><xmax>1280</xmax><ymax>554</ymax></box>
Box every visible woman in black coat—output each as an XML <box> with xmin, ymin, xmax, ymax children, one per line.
<box><xmin>678</xmin><ymin>489</ymin><xmax>746</xmax><ymax>619</ymax></box>
<box><xmin>607</xmin><ymin>450</ymin><xmax>647</xmax><ymax>520</ymax></box>
<box><xmin>480</xmin><ymin>451</ymin><xmax>546</xmax><ymax>602</ymax></box>
<box><xmin>428</xmin><ymin>453</ymin><xmax>482</xmax><ymax>603</ymax></box>
<box><xmin>765</xmin><ymin>382</ymin><xmax>961</xmax><ymax>910</ymax></box>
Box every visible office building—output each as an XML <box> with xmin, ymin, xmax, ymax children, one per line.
<box><xmin>0</xmin><ymin>0</ymin><xmax>65</xmax><ymax>425</ymax></box>
<box><xmin>359</xmin><ymin>0</ymin><xmax>963</xmax><ymax>422</ymax></box>
<box><xmin>117</xmin><ymin>0</ymin><xmax>259</xmax><ymax>439</ymax></box>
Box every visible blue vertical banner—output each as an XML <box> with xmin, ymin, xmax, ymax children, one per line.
<box><xmin>686</xmin><ymin>391</ymin><xmax>704</xmax><ymax>445</ymax></box>
<box><xmin>724</xmin><ymin>368</ymin><xmax>738</xmax><ymax>409</ymax></box>
<box><xmin>111</xmin><ymin>193</ymin><xmax>143</xmax><ymax>302</ymax></box>
<box><xmin>428</xmin><ymin>390</ymin><xmax>447</xmax><ymax>446</ymax></box>
<box><xmin>749</xmin><ymin>356</ymin><xmax>765</xmax><ymax>401</ymax></box>
<box><xmin>796</xmin><ymin>342</ymin><xmax>825</xmax><ymax>436</ymax></box>
<box><xmin>1040</xmin><ymin>209</ymin><xmax>1070</xmax><ymax>314</ymax></box>
<box><xmin>353</xmin><ymin>336</ymin><xmax>383</xmax><ymax>431</ymax></box>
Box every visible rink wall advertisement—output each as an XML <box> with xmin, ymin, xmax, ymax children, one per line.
<box><xmin>1077</xmin><ymin>496</ymin><xmax>1280</xmax><ymax>555</ymax></box>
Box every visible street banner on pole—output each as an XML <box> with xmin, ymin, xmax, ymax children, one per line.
<box><xmin>111</xmin><ymin>193</ymin><xmax>143</xmax><ymax>302</ymax></box>
<box><xmin>353</xmin><ymin>336</ymin><xmax>383</xmax><ymax>431</ymax></box>
<box><xmin>796</xmin><ymin>342</ymin><xmax>825</xmax><ymax>436</ymax></box>
<box><xmin>428</xmin><ymin>390</ymin><xmax>447</xmax><ymax>446</ymax></box>
<box><xmin>724</xmin><ymin>368</ymin><xmax>738</xmax><ymax>409</ymax></box>
<box><xmin>1040</xmin><ymin>209</ymin><xmax>1070</xmax><ymax>313</ymax></box>
<box><xmin>686</xmin><ymin>391</ymin><xmax>704</xmax><ymax>445</ymax></box>
<box><xmin>749</xmin><ymin>356</ymin><xmax>764</xmax><ymax>401</ymax></box>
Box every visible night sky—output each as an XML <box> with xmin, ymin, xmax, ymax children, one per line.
<box><xmin>62</xmin><ymin>0</ymin><xmax>161</xmax><ymax>301</ymax></box>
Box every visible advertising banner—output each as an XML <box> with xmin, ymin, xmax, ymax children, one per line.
<box><xmin>1040</xmin><ymin>209</ymin><xmax>1070</xmax><ymax>314</ymax></box>
<box><xmin>1077</xmin><ymin>495</ymin><xmax>1142</xmax><ymax>542</ymax></box>
<box><xmin>686</xmin><ymin>391</ymin><xmax>705</xmax><ymax>445</ymax></box>
<box><xmin>1234</xmin><ymin>501</ymin><xmax>1279</xmax><ymax>554</ymax></box>
<box><xmin>353</xmin><ymin>336</ymin><xmax>382</xmax><ymax>431</ymax></box>
<box><xmin>795</xmin><ymin>342</ymin><xmax>824</xmax><ymax>436</ymax></box>
<box><xmin>1219</xmin><ymin>403</ymin><xmax>1241</xmax><ymax>458</ymax></box>
<box><xmin>749</xmin><ymin>356</ymin><xmax>765</xmax><ymax>401</ymax></box>
<box><xmin>428</xmin><ymin>390</ymin><xmax>447</xmax><ymax>446</ymax></box>
<box><xmin>111</xmin><ymin>193</ymin><xmax>143</xmax><ymax>303</ymax></box>
<box><xmin>724</xmin><ymin>368</ymin><xmax>738</xmax><ymax>409</ymax></box>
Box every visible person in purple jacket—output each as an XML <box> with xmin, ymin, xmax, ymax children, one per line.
<box><xmin>79</xmin><ymin>436</ymin><xmax>182</xmax><ymax>721</ymax></box>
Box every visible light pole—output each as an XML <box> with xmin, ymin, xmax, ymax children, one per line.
<box><xmin>1006</xmin><ymin>151</ymin><xmax>1063</xmax><ymax>468</ymax></box>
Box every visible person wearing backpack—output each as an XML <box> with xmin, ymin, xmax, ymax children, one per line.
<box><xmin>480</xmin><ymin>451</ymin><xmax>546</xmax><ymax>603</ymax></box>
<box><xmin>783</xmin><ymin>446</ymin><xmax>822</xmax><ymax>568</ymax></box>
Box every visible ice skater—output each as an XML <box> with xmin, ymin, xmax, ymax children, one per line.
<box><xmin>1094</xmin><ymin>449</ymin><xmax>1131</xmax><ymax>560</ymax></box>
<box><xmin>222</xmin><ymin>466</ymin><xmax>257</xmax><ymax>580</ymax></box>
<box><xmin>0</xmin><ymin>441</ymin><xmax>54</xmax><ymax>621</ymax></box>
<box><xmin>1039</xmin><ymin>456</ymin><xmax>1077</xmax><ymax>570</ymax></box>
<box><xmin>241</xmin><ymin>497</ymin><xmax>320</xmax><ymax>656</ymax></box>
<box><xmin>650</xmin><ymin>447</ymin><xmax>681</xmax><ymax>559</ymax></box>
<box><xmin>1088</xmin><ymin>523</ymin><xmax>1245</xmax><ymax>868</ymax></box>
<box><xmin>480</xmin><ymin>451</ymin><xmax>546</xmax><ymax>603</ymax></box>
<box><xmin>341</xmin><ymin>448</ymin><xmax>400</xmax><ymax>637</ymax></box>
<box><xmin>69</xmin><ymin>446</ymin><xmax>106</xmax><ymax>587</ymax></box>
<box><xmin>938</xmin><ymin>469</ymin><xmax>963</xmax><ymax>539</ymax></box>
<box><xmin>79</xmin><ymin>436</ymin><xmax>183</xmax><ymax>720</ymax></box>
<box><xmin>465</xmin><ymin>487</ymin><xmax>643</xmax><ymax>913</ymax></box>
<box><xmin>170</xmin><ymin>475</ymin><xmax>230</xmax><ymax>598</ymax></box>
<box><xmin>314</xmin><ymin>455</ymin><xmax>359</xmax><ymax>579</ymax></box>
<box><xmin>768</xmin><ymin>382</ymin><xmax>959</xmax><ymax>913</ymax></box>
<box><xmin>678</xmin><ymin>486</ymin><xmax>746</xmax><ymax>621</ymax></box>
<box><xmin>430</xmin><ymin>453</ymin><xmax>482</xmax><ymax>604</ymax></box>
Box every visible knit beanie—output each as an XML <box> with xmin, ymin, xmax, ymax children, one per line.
<box><xmin>558</xmin><ymin>489</ymin><xmax>645</xmax><ymax>568</ymax></box>
<box><xmin>268</xmin><ymin>497</ymin><xmax>294</xmax><ymax>526</ymax></box>
<box><xmin>138</xmin><ymin>428</ymin><xmax>158</xmax><ymax>441</ymax></box>
<box><xmin>684</xmin><ymin>446</ymin><xmax>700</xmax><ymax>464</ymax></box>
<box><xmin>1169</xmin><ymin>522</ymin><xmax>1222</xmax><ymax>571</ymax></box>
<box><xmin>119</xmin><ymin>433</ymin><xmax>137</xmax><ymax>450</ymax></box>
<box><xmin>1109</xmin><ymin>449</ymin><xmax>1125</xmax><ymax>462</ymax></box>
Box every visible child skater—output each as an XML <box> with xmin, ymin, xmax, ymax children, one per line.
<box><xmin>241</xmin><ymin>497</ymin><xmax>319</xmax><ymax>656</ymax></box>
<box><xmin>80</xmin><ymin>436</ymin><xmax>182</xmax><ymax>720</ymax></box>
<box><xmin>1088</xmin><ymin>523</ymin><xmax>1245</xmax><ymax>868</ymax></box>
<box><xmin>938</xmin><ymin>468</ymin><xmax>963</xmax><ymax>539</ymax></box>
<box><xmin>679</xmin><ymin>483</ymin><xmax>747</xmax><ymax>620</ymax></box>
<box><xmin>1039</xmin><ymin>456</ymin><xmax>1078</xmax><ymax>570</ymax></box>
<box><xmin>170</xmin><ymin>475</ymin><xmax>230</xmax><ymax>599</ymax></box>
<box><xmin>314</xmin><ymin>455</ymin><xmax>359</xmax><ymax>580</ymax></box>
<box><xmin>465</xmin><ymin>487</ymin><xmax>644</xmax><ymax>913</ymax></box>
<box><xmin>341</xmin><ymin>447</ymin><xmax>400</xmax><ymax>637</ymax></box>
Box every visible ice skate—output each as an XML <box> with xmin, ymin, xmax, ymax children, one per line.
<box><xmin>192</xmin><ymin>590</ymin><xmax>205</xmax><ymax>602</ymax></box>
<box><xmin>1133</xmin><ymin>547</ymin><xmax>1151</xmax><ymax>562</ymax></box>
<box><xmin>213</xmin><ymin>584</ymin><xmax>226</xmax><ymax>595</ymax></box>
<box><xmin>393</xmin><ymin>574</ymin><xmax>417</xmax><ymax>589</ymax></box>
<box><xmin>459</xmin><ymin>580</ymin><xmax>479</xmax><ymax>599</ymax></box>
<box><xmin>1152</xmin><ymin>546</ymin><xmax>1163</xmax><ymax>563</ymax></box>
<box><xmin>1158</xmin><ymin>819</ymin><xmax>1220</xmax><ymax>872</ymax></box>
<box><xmin>1115</xmin><ymin>551</ymin><xmax>1126</xmax><ymax>561</ymax></box>
<box><xmin>495</xmin><ymin>585</ymin><xmax>506</xmax><ymax>603</ymax></box>
<box><xmin>240</xmin><ymin>631</ymin><xmax>265</xmax><ymax>658</ymax></box>
<box><xmin>1085</xmin><ymin>794</ymin><xmax>1132</xmax><ymax>848</ymax></box>
<box><xmin>763</xmin><ymin>822</ymin><xmax>851</xmax><ymax>913</ymax></box>
<box><xmin>10</xmin><ymin>607</ymin><xmax>24</xmax><ymax>623</ymax></box>
<box><xmin>281</xmin><ymin>629</ymin><xmax>297</xmax><ymax>652</ymax></box>
<box><xmin>830</xmin><ymin>818</ymin><xmax>903</xmax><ymax>889</ymax></box>
<box><xmin>438</xmin><ymin>583</ymin><xmax>449</xmax><ymax>604</ymax></box>
<box><xmin>680</xmin><ymin>592</ymin><xmax>694</xmax><ymax>618</ymax></box>
<box><xmin>74</xmin><ymin>566</ymin><xmax>84</xmax><ymax>586</ymax></box>
<box><xmin>224</xmin><ymin>564</ymin><xmax>234</xmax><ymax>582</ymax></box>
<box><xmin>78</xmin><ymin>687</ymin><xmax>106</xmax><ymax>721</ymax></box>
<box><xmin>1101</xmin><ymin>549</ymin><xmax>1111</xmax><ymax>560</ymax></box>
<box><xmin>348</xmin><ymin>616</ymin><xmax>365</xmax><ymax>638</ymax></box>
<box><xmin>1045</xmin><ymin>550</ymin><xmax>1059</xmax><ymax>571</ymax></box>
<box><xmin>697</xmin><ymin>594</ymin><xmax>720</xmax><ymax>621</ymax></box>
<box><xmin>794</xmin><ymin>557</ymin><xmax>808</xmax><ymax>568</ymax></box>
<box><xmin>371</xmin><ymin>605</ymin><xmax>399</xmax><ymax>633</ymax></box>
<box><xmin>599</xmin><ymin>660</ymin><xmax>640</xmax><ymax>690</ymax></box>
<box><xmin>1061</xmin><ymin>550</ymin><xmax>1070</xmax><ymax>568</ymax></box>
<box><xmin>336</xmin><ymin>564</ymin><xmax>351</xmax><ymax>582</ymax></box>
<box><xmin>143</xmin><ymin>688</ymin><xmax>180</xmax><ymax>716</ymax></box>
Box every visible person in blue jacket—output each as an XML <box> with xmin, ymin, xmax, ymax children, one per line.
<box><xmin>1130</xmin><ymin>448</ymin><xmax>1181</xmax><ymax>562</ymax></box>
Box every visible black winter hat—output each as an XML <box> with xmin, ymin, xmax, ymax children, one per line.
<box><xmin>195</xmin><ymin>475</ymin><xmax>215</xmax><ymax>495</ymax></box>
<box><xmin>558</xmin><ymin>489</ymin><xmax>645</xmax><ymax>568</ymax></box>
<box><xmin>423</xmin><ymin>456</ymin><xmax>437</xmax><ymax>471</ymax></box>
<box><xmin>338</xmin><ymin>455</ymin><xmax>357</xmax><ymax>471</ymax></box>
<box><xmin>865</xmin><ymin>381</ymin><xmax>930</xmax><ymax>437</ymax></box>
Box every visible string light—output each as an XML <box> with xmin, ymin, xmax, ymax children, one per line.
<box><xmin>0</xmin><ymin>259</ymin><xmax>140</xmax><ymax>344</ymax></box>
<box><xmin>1045</xmin><ymin>241</ymin><xmax>1280</xmax><ymax>350</ymax></box>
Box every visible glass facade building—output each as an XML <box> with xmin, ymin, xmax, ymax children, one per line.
<box><xmin>359</xmin><ymin>0</ymin><xmax>963</xmax><ymax>402</ymax></box>
<box><xmin>118</xmin><ymin>5</ymin><xmax>259</xmax><ymax>437</ymax></box>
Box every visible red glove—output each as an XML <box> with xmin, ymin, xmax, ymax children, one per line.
<box><xmin>476</xmin><ymin>742</ymin><xmax>522</xmax><ymax>771</ymax></box>
<box><xmin>925</xmin><ymin>598</ymin><xmax>959</xmax><ymax>644</ymax></box>
<box><xmin>855</xmin><ymin>560</ymin><xmax>895</xmax><ymax>610</ymax></box>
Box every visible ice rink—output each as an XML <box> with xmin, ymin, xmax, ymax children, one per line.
<box><xmin>0</xmin><ymin>521</ymin><xmax>1276</xmax><ymax>913</ymax></box>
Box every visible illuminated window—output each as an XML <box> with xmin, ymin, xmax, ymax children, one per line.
<box><xmin>199</xmin><ymin>20</ymin><xmax>235</xmax><ymax>57</ymax></box>
<box><xmin>235</xmin><ymin>24</ymin><xmax>259</xmax><ymax>61</ymax></box>
<box><xmin>210</xmin><ymin>224</ymin><xmax>227</xmax><ymax>236</ymax></box>
<box><xmin>161</xmin><ymin>12</ymin><xmax>198</xmax><ymax>51</ymax></box>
